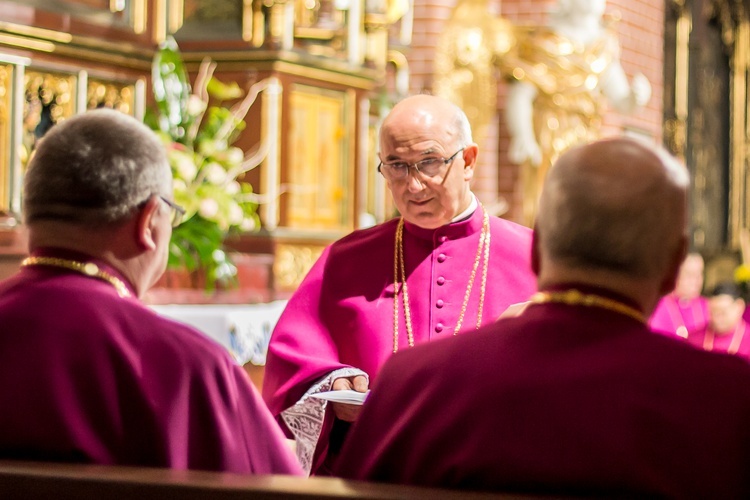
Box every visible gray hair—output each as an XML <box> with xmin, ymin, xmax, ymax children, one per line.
<box><xmin>537</xmin><ymin>137</ymin><xmax>688</xmax><ymax>279</ymax></box>
<box><xmin>451</xmin><ymin>102</ymin><xmax>473</xmax><ymax>146</ymax></box>
<box><xmin>23</xmin><ymin>109</ymin><xmax>171</xmax><ymax>226</ymax></box>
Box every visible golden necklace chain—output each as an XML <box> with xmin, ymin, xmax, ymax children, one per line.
<box><xmin>21</xmin><ymin>256</ymin><xmax>132</xmax><ymax>298</ymax></box>
<box><xmin>392</xmin><ymin>207</ymin><xmax>490</xmax><ymax>352</ymax></box>
<box><xmin>530</xmin><ymin>289</ymin><xmax>646</xmax><ymax>323</ymax></box>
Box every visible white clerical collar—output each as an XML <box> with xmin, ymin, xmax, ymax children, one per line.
<box><xmin>452</xmin><ymin>193</ymin><xmax>478</xmax><ymax>223</ymax></box>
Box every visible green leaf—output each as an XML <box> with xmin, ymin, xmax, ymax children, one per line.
<box><xmin>206</xmin><ymin>77</ymin><xmax>244</xmax><ymax>101</ymax></box>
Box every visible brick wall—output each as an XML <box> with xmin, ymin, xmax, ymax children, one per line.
<box><xmin>408</xmin><ymin>0</ymin><xmax>665</xmax><ymax>224</ymax></box>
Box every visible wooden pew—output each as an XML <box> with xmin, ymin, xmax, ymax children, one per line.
<box><xmin>0</xmin><ymin>461</ymin><xmax>536</xmax><ymax>500</ymax></box>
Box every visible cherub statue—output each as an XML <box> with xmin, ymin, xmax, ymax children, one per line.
<box><xmin>503</xmin><ymin>0</ymin><xmax>651</xmax><ymax>225</ymax></box>
<box><xmin>434</xmin><ymin>0</ymin><xmax>651</xmax><ymax>226</ymax></box>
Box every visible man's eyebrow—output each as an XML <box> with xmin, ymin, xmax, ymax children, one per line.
<box><xmin>384</xmin><ymin>149</ymin><xmax>439</xmax><ymax>161</ymax></box>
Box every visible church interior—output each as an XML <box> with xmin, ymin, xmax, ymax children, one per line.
<box><xmin>1</xmin><ymin>0</ymin><xmax>750</xmax><ymax>495</ymax></box>
<box><xmin>2</xmin><ymin>0</ymin><xmax>748</xmax><ymax>301</ymax></box>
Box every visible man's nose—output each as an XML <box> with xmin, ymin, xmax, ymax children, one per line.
<box><xmin>406</xmin><ymin>168</ymin><xmax>424</xmax><ymax>191</ymax></box>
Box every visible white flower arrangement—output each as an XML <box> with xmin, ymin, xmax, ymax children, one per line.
<box><xmin>149</xmin><ymin>37</ymin><xmax>274</xmax><ymax>288</ymax></box>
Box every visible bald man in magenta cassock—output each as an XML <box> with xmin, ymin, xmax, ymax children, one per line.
<box><xmin>336</xmin><ymin>137</ymin><xmax>750</xmax><ymax>497</ymax></box>
<box><xmin>262</xmin><ymin>94</ymin><xmax>537</xmax><ymax>475</ymax></box>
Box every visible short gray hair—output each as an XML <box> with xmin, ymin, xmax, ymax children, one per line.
<box><xmin>23</xmin><ymin>109</ymin><xmax>171</xmax><ymax>226</ymax></box>
<box><xmin>537</xmin><ymin>138</ymin><xmax>688</xmax><ymax>279</ymax></box>
<box><xmin>451</xmin><ymin>101</ymin><xmax>473</xmax><ymax>146</ymax></box>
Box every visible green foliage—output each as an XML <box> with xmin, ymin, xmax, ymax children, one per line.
<box><xmin>151</xmin><ymin>37</ymin><xmax>190</xmax><ymax>142</ymax></box>
<box><xmin>149</xmin><ymin>37</ymin><xmax>263</xmax><ymax>289</ymax></box>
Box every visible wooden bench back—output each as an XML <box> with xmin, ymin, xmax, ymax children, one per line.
<box><xmin>0</xmin><ymin>461</ymin><xmax>535</xmax><ymax>500</ymax></box>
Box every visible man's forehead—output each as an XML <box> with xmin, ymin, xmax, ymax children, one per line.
<box><xmin>379</xmin><ymin>138</ymin><xmax>445</xmax><ymax>157</ymax></box>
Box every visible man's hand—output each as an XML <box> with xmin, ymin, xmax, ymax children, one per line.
<box><xmin>330</xmin><ymin>375</ymin><xmax>369</xmax><ymax>423</ymax></box>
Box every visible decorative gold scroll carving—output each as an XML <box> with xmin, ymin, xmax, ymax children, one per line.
<box><xmin>22</xmin><ymin>71</ymin><xmax>77</xmax><ymax>167</ymax></box>
<box><xmin>433</xmin><ymin>0</ymin><xmax>509</xmax><ymax>138</ymax></box>
<box><xmin>86</xmin><ymin>79</ymin><xmax>135</xmax><ymax>114</ymax></box>
<box><xmin>273</xmin><ymin>242</ymin><xmax>325</xmax><ymax>290</ymax></box>
<box><xmin>293</xmin><ymin>0</ymin><xmax>347</xmax><ymax>57</ymax></box>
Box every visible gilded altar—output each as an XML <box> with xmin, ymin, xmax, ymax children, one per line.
<box><xmin>0</xmin><ymin>0</ymin><xmax>405</xmax><ymax>298</ymax></box>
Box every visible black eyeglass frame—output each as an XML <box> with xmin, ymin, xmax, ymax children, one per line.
<box><xmin>377</xmin><ymin>147</ymin><xmax>466</xmax><ymax>180</ymax></box>
<box><xmin>159</xmin><ymin>196</ymin><xmax>186</xmax><ymax>228</ymax></box>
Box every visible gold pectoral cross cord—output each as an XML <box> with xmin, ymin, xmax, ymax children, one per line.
<box><xmin>392</xmin><ymin>207</ymin><xmax>490</xmax><ymax>352</ymax></box>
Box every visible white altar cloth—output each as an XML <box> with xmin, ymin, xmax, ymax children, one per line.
<box><xmin>151</xmin><ymin>301</ymin><xmax>288</xmax><ymax>365</ymax></box>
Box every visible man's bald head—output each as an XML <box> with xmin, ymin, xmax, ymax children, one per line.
<box><xmin>380</xmin><ymin>94</ymin><xmax>473</xmax><ymax>147</ymax></box>
<box><xmin>536</xmin><ymin>137</ymin><xmax>689</xmax><ymax>282</ymax></box>
<box><xmin>377</xmin><ymin>94</ymin><xmax>477</xmax><ymax>228</ymax></box>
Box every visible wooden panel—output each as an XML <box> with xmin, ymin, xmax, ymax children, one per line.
<box><xmin>287</xmin><ymin>84</ymin><xmax>350</xmax><ymax>230</ymax></box>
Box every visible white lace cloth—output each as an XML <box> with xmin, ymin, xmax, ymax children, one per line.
<box><xmin>281</xmin><ymin>367</ymin><xmax>368</xmax><ymax>475</ymax></box>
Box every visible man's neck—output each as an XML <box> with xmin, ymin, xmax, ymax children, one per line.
<box><xmin>29</xmin><ymin>222</ymin><xmax>112</xmax><ymax>258</ymax></box>
<box><xmin>28</xmin><ymin>221</ymin><xmax>145</xmax><ymax>297</ymax></box>
<box><xmin>537</xmin><ymin>264</ymin><xmax>660</xmax><ymax>317</ymax></box>
<box><xmin>451</xmin><ymin>193</ymin><xmax>477</xmax><ymax>223</ymax></box>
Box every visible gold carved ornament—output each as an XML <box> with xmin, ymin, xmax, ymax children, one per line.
<box><xmin>499</xmin><ymin>22</ymin><xmax>616</xmax><ymax>166</ymax></box>
<box><xmin>433</xmin><ymin>0</ymin><xmax>516</xmax><ymax>138</ymax></box>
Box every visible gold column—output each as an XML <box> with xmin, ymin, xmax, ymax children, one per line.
<box><xmin>730</xmin><ymin>20</ymin><xmax>750</xmax><ymax>247</ymax></box>
<box><xmin>261</xmin><ymin>77</ymin><xmax>283</xmax><ymax>230</ymax></box>
<box><xmin>364</xmin><ymin>13</ymin><xmax>389</xmax><ymax>69</ymax></box>
<box><xmin>673</xmin><ymin>6</ymin><xmax>691</xmax><ymax>161</ymax></box>
<box><xmin>7</xmin><ymin>55</ymin><xmax>30</xmax><ymax>216</ymax></box>
<box><xmin>0</xmin><ymin>64</ymin><xmax>11</xmax><ymax>212</ymax></box>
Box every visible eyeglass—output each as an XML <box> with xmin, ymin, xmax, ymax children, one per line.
<box><xmin>377</xmin><ymin>148</ymin><xmax>465</xmax><ymax>181</ymax></box>
<box><xmin>159</xmin><ymin>196</ymin><xmax>186</xmax><ymax>228</ymax></box>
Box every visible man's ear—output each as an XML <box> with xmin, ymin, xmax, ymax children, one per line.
<box><xmin>462</xmin><ymin>144</ymin><xmax>479</xmax><ymax>181</ymax></box>
<box><xmin>136</xmin><ymin>197</ymin><xmax>160</xmax><ymax>251</ymax></box>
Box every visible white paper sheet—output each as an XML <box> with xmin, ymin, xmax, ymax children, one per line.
<box><xmin>309</xmin><ymin>389</ymin><xmax>370</xmax><ymax>405</ymax></box>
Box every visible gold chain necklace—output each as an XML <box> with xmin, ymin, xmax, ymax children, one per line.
<box><xmin>530</xmin><ymin>289</ymin><xmax>646</xmax><ymax>324</ymax></box>
<box><xmin>392</xmin><ymin>207</ymin><xmax>490</xmax><ymax>352</ymax></box>
<box><xmin>22</xmin><ymin>256</ymin><xmax>132</xmax><ymax>298</ymax></box>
